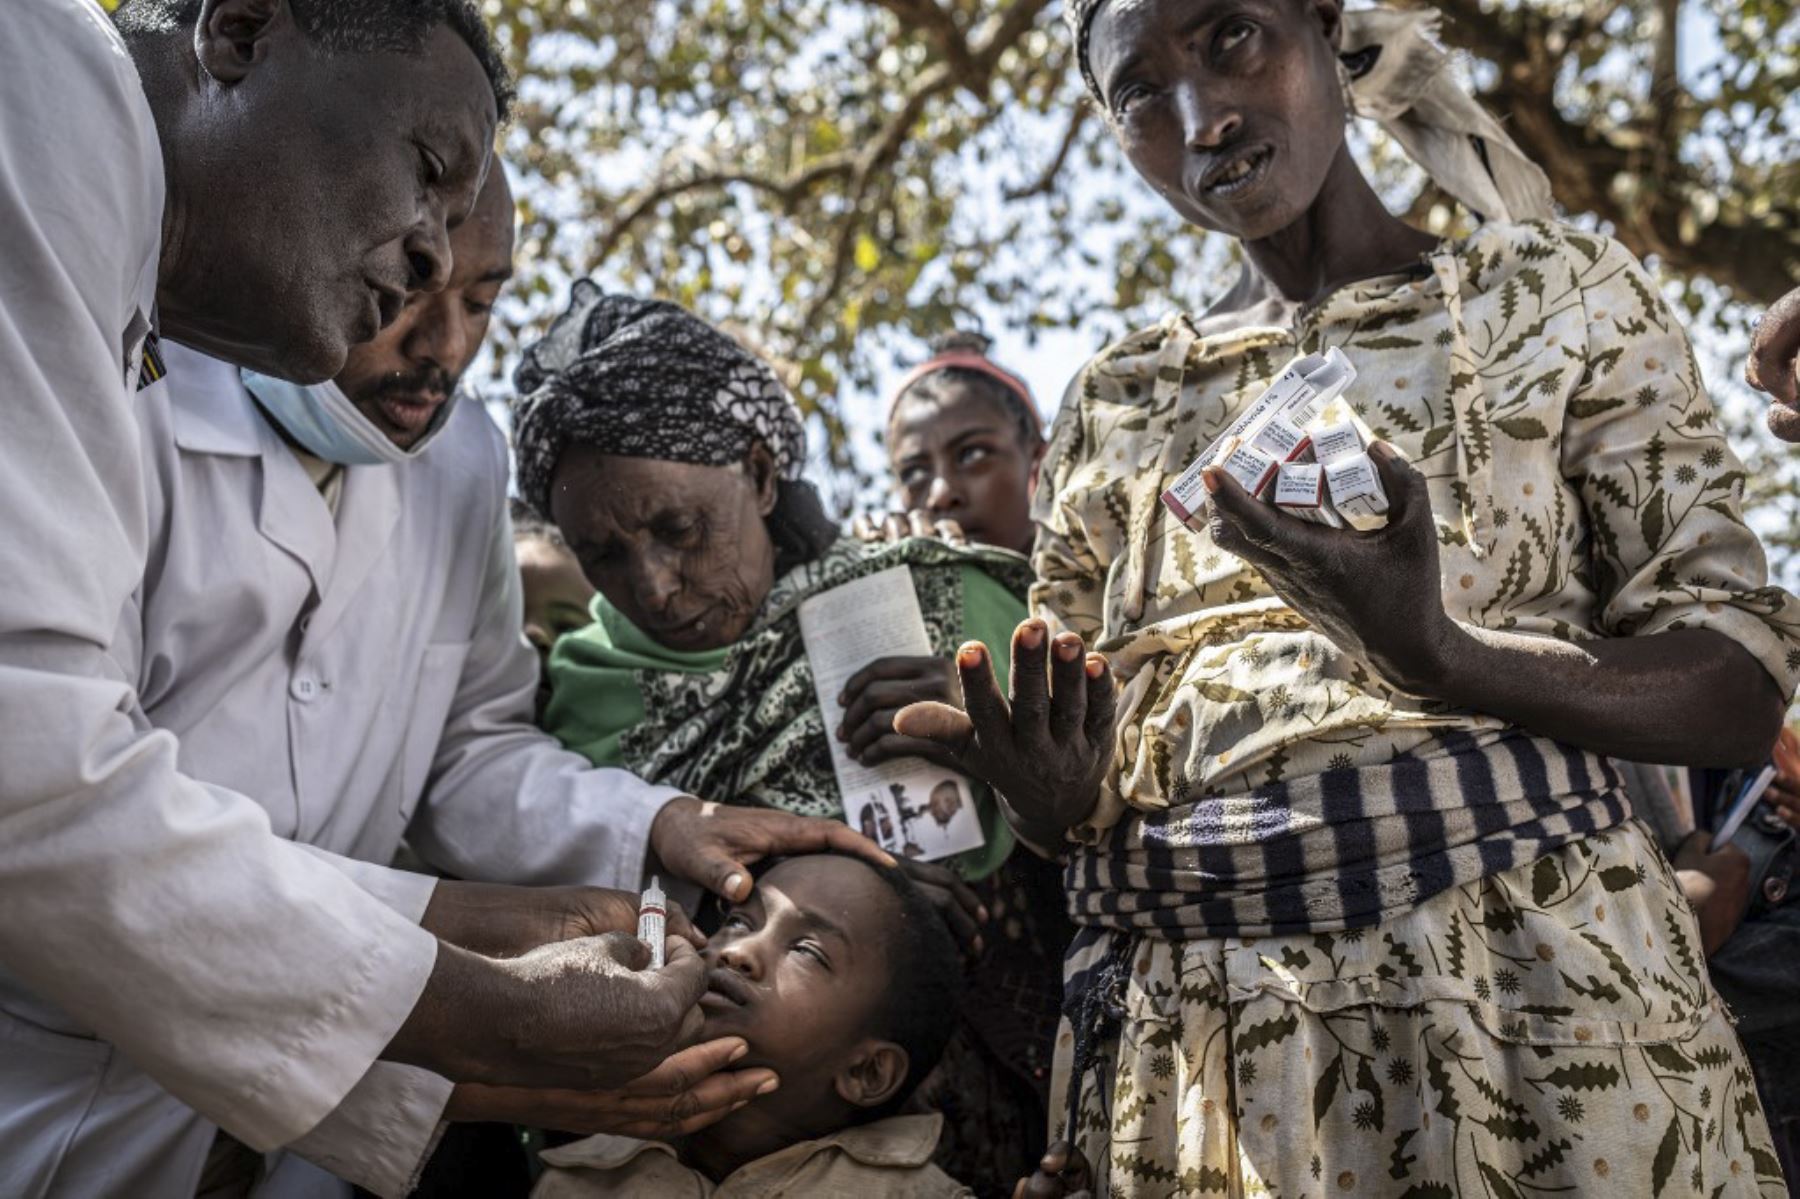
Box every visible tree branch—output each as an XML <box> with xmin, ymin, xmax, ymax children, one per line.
<box><xmin>971</xmin><ymin>0</ymin><xmax>1055</xmax><ymax>73</ymax></box>
<box><xmin>867</xmin><ymin>0</ymin><xmax>978</xmax><ymax>79</ymax></box>
<box><xmin>589</xmin><ymin>0</ymin><xmax>1053</xmax><ymax>274</ymax></box>
<box><xmin>590</xmin><ymin>152</ymin><xmax>859</xmax><ymax>265</ymax></box>
<box><xmin>1419</xmin><ymin>0</ymin><xmax>1798</xmax><ymax>305</ymax></box>
<box><xmin>1004</xmin><ymin>105</ymin><xmax>1091</xmax><ymax>201</ymax></box>
<box><xmin>1648</xmin><ymin>0</ymin><xmax>1682</xmax><ymax>159</ymax></box>
<box><xmin>804</xmin><ymin>61</ymin><xmax>958</xmax><ymax>328</ymax></box>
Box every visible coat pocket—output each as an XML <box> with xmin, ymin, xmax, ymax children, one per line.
<box><xmin>397</xmin><ymin>641</ymin><xmax>472</xmax><ymax>822</ymax></box>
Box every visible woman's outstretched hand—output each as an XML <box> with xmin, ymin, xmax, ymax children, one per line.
<box><xmin>894</xmin><ymin>619</ymin><xmax>1116</xmax><ymax>847</ymax></box>
<box><xmin>1203</xmin><ymin>442</ymin><xmax>1459</xmax><ymax>696</ymax></box>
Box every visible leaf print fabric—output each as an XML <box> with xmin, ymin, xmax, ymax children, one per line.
<box><xmin>1033</xmin><ymin>222</ymin><xmax>1800</xmax><ymax>1194</ymax></box>
<box><xmin>1031</xmin><ymin>220</ymin><xmax>1800</xmax><ymax>845</ymax></box>
<box><xmin>1053</xmin><ymin>821</ymin><xmax>1785</xmax><ymax>1196</ymax></box>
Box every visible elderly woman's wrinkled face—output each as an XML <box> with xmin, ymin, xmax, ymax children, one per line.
<box><xmin>550</xmin><ymin>445</ymin><xmax>779</xmax><ymax>653</ymax></box>
<box><xmin>1090</xmin><ymin>0</ymin><xmax>1348</xmax><ymax>241</ymax></box>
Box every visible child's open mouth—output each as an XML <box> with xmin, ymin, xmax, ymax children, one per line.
<box><xmin>700</xmin><ymin>966</ymin><xmax>755</xmax><ymax>1010</ymax></box>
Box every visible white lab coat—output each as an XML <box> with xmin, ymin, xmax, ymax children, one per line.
<box><xmin>0</xmin><ymin>340</ymin><xmax>685</xmax><ymax>1196</ymax></box>
<box><xmin>2</xmin><ymin>3</ymin><xmax>440</xmax><ymax>1195</ymax></box>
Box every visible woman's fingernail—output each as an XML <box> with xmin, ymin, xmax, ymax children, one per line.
<box><xmin>978</xmin><ymin>906</ymin><xmax>991</xmax><ymax>922</ymax></box>
<box><xmin>1086</xmin><ymin>655</ymin><xmax>1105</xmax><ymax>679</ymax></box>
<box><xmin>1056</xmin><ymin>636</ymin><xmax>1081</xmax><ymax>661</ymax></box>
<box><xmin>730</xmin><ymin>1041</ymin><xmax>749</xmax><ymax>1062</ymax></box>
<box><xmin>958</xmin><ymin>644</ymin><xmax>984</xmax><ymax>668</ymax></box>
<box><xmin>757</xmin><ymin>1077</ymin><xmax>781</xmax><ymax>1095</ymax></box>
<box><xmin>1201</xmin><ymin>467</ymin><xmax>1221</xmax><ymax>494</ymax></box>
<box><xmin>1021</xmin><ymin>623</ymin><xmax>1045</xmax><ymax>649</ymax></box>
<box><xmin>724</xmin><ymin>872</ymin><xmax>744</xmax><ymax>898</ymax></box>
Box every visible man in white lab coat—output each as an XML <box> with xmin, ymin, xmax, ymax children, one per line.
<box><xmin>81</xmin><ymin>161</ymin><xmax>884</xmax><ymax>1193</ymax></box>
<box><xmin>0</xmin><ymin>2</ymin><xmax>798</xmax><ymax>1196</ymax></box>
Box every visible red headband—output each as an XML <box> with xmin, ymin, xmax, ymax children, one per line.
<box><xmin>889</xmin><ymin>351</ymin><xmax>1044</xmax><ymax>437</ymax></box>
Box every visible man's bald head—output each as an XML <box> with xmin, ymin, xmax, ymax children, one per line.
<box><xmin>335</xmin><ymin>162</ymin><xmax>517</xmax><ymax>449</ymax></box>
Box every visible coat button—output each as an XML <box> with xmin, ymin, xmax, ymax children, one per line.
<box><xmin>291</xmin><ymin>677</ymin><xmax>317</xmax><ymax>701</ymax></box>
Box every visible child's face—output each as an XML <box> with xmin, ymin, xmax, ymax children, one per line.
<box><xmin>700</xmin><ymin>855</ymin><xmax>900</xmax><ymax>1099</ymax></box>
<box><xmin>888</xmin><ymin>381</ymin><xmax>1041</xmax><ymax>556</ymax></box>
<box><xmin>517</xmin><ymin>535</ymin><xmax>595</xmax><ymax>665</ymax></box>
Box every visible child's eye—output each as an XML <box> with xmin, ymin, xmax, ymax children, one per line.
<box><xmin>958</xmin><ymin>444</ymin><xmax>993</xmax><ymax>466</ymax></box>
<box><xmin>417</xmin><ymin>143</ymin><xmax>446</xmax><ymax>187</ymax></box>
<box><xmin>898</xmin><ymin>464</ymin><xmax>931</xmax><ymax>490</ymax></box>
<box><xmin>721</xmin><ymin>912</ymin><xmax>752</xmax><ymax>931</ymax></box>
<box><xmin>794</xmin><ymin>940</ymin><xmax>830</xmax><ymax>966</ymax></box>
<box><xmin>1217</xmin><ymin>18</ymin><xmax>1255</xmax><ymax>53</ymax></box>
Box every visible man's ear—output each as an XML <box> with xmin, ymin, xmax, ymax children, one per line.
<box><xmin>195</xmin><ymin>0</ymin><xmax>291</xmax><ymax>85</ymax></box>
<box><xmin>832</xmin><ymin>1040</ymin><xmax>909</xmax><ymax>1110</ymax></box>
<box><xmin>746</xmin><ymin>442</ymin><xmax>780</xmax><ymax>519</ymax></box>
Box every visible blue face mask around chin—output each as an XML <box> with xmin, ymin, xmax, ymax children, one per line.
<box><xmin>240</xmin><ymin>370</ymin><xmax>457</xmax><ymax>466</ymax></box>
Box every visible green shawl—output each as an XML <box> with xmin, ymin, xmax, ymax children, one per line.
<box><xmin>545</xmin><ymin>537</ymin><xmax>1031</xmax><ymax>879</ymax></box>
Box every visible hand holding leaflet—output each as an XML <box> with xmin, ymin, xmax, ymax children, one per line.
<box><xmin>800</xmin><ymin>567</ymin><xmax>986</xmax><ymax>862</ymax></box>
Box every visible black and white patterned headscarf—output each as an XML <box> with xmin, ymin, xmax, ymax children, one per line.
<box><xmin>512</xmin><ymin>281</ymin><xmax>837</xmax><ymax>564</ymax></box>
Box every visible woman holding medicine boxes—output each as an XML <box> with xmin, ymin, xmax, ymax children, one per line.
<box><xmin>898</xmin><ymin>1</ymin><xmax>1800</xmax><ymax>1194</ymax></box>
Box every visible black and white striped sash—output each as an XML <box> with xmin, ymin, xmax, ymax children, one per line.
<box><xmin>1064</xmin><ymin>730</ymin><xmax>1629</xmax><ymax>940</ymax></box>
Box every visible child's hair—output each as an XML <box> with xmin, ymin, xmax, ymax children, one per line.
<box><xmin>864</xmin><ymin>857</ymin><xmax>964</xmax><ymax>1113</ymax></box>
<box><xmin>890</xmin><ymin>331</ymin><xmax>1043</xmax><ymax>449</ymax></box>
<box><xmin>510</xmin><ymin>497</ymin><xmax>568</xmax><ymax>549</ymax></box>
<box><xmin>753</xmin><ymin>853</ymin><xmax>964</xmax><ymax>1115</ymax></box>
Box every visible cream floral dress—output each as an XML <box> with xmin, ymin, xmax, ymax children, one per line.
<box><xmin>1037</xmin><ymin>220</ymin><xmax>1800</xmax><ymax>1196</ymax></box>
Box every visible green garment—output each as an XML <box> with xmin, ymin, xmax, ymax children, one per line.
<box><xmin>546</xmin><ymin>537</ymin><xmax>1031</xmax><ymax>879</ymax></box>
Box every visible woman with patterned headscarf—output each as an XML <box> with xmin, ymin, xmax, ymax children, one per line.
<box><xmin>894</xmin><ymin>2</ymin><xmax>1800</xmax><ymax>1195</ymax></box>
<box><xmin>515</xmin><ymin>282</ymin><xmax>1071</xmax><ymax>1193</ymax></box>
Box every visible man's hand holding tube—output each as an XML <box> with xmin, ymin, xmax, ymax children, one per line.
<box><xmin>894</xmin><ymin>618</ymin><xmax>1118</xmax><ymax>849</ymax></box>
<box><xmin>386</xmin><ymin>929</ymin><xmax>708</xmax><ymax>1091</ymax></box>
<box><xmin>390</xmin><ymin>880</ymin><xmax>779</xmax><ymax>1139</ymax></box>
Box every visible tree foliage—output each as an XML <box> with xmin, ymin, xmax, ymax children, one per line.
<box><xmin>478</xmin><ymin>0</ymin><xmax>1797</xmax><ymax>490</ymax></box>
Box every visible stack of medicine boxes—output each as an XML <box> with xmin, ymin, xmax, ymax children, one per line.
<box><xmin>1160</xmin><ymin>346</ymin><xmax>1391</xmax><ymax>533</ymax></box>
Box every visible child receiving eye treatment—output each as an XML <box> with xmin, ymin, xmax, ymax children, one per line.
<box><xmin>533</xmin><ymin>853</ymin><xmax>973</xmax><ymax>1196</ymax></box>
